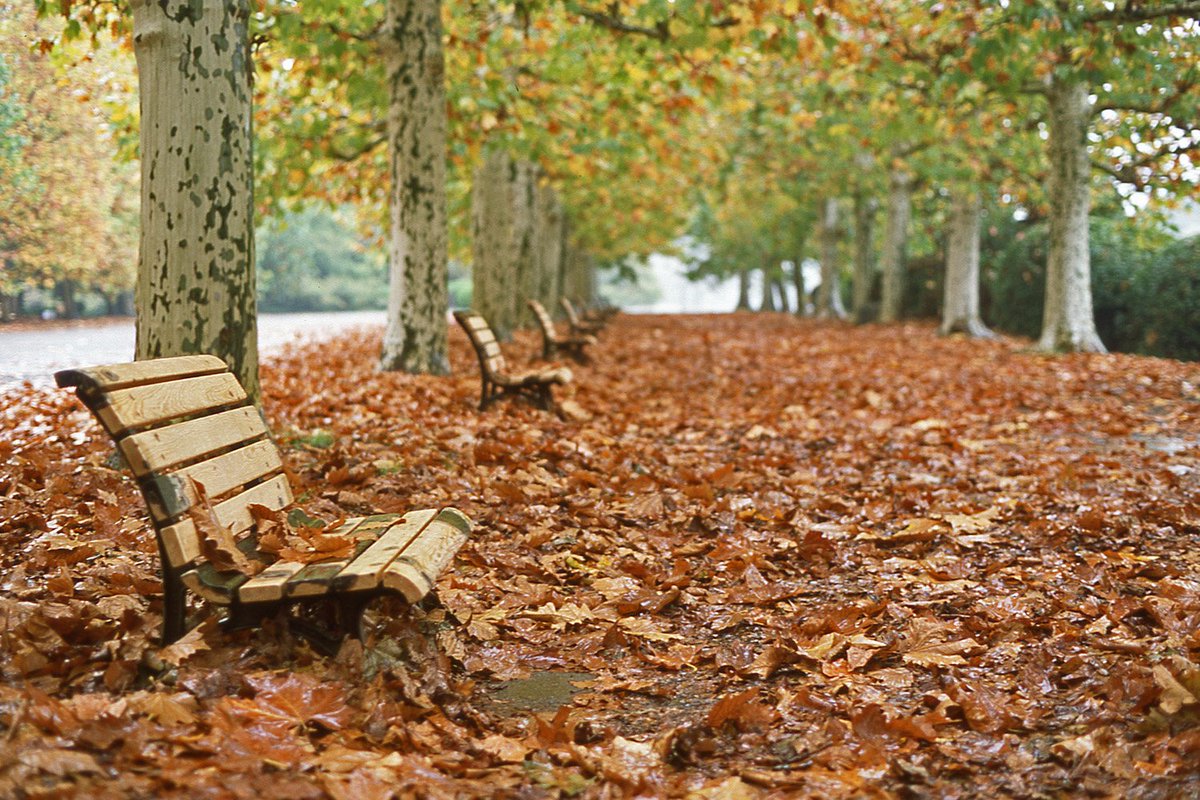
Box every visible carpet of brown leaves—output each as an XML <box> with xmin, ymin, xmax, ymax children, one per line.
<box><xmin>1</xmin><ymin>313</ymin><xmax>1199</xmax><ymax>798</ymax></box>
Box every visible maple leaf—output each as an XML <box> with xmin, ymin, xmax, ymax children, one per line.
<box><xmin>17</xmin><ymin>747</ymin><xmax>103</xmax><ymax>777</ymax></box>
<box><xmin>706</xmin><ymin>688</ymin><xmax>776</xmax><ymax>731</ymax></box>
<box><xmin>187</xmin><ymin>477</ymin><xmax>261</xmax><ymax>575</ymax></box>
<box><xmin>522</xmin><ymin>602</ymin><xmax>597</xmax><ymax>630</ymax></box>
<box><xmin>130</xmin><ymin>691</ymin><xmax>198</xmax><ymax>726</ymax></box>
<box><xmin>939</xmin><ymin>505</ymin><xmax>1002</xmax><ymax>533</ymax></box>
<box><xmin>479</xmin><ymin>734</ymin><xmax>530</xmax><ymax>764</ymax></box>
<box><xmin>899</xmin><ymin>617</ymin><xmax>983</xmax><ymax>668</ymax></box>
<box><xmin>157</xmin><ymin>617</ymin><xmax>215</xmax><ymax>667</ymax></box>
<box><xmin>949</xmin><ymin>680</ymin><xmax>1020</xmax><ymax>733</ymax></box>
<box><xmin>1153</xmin><ymin>664</ymin><xmax>1198</xmax><ymax>714</ymax></box>
<box><xmin>321</xmin><ymin>769</ymin><xmax>398</xmax><ymax>800</ymax></box>
<box><xmin>745</xmin><ymin>644</ymin><xmax>806</xmax><ymax>679</ymax></box>
<box><xmin>619</xmin><ymin>616</ymin><xmax>681</xmax><ymax>642</ymax></box>
<box><xmin>240</xmin><ymin>673</ymin><xmax>354</xmax><ymax>731</ymax></box>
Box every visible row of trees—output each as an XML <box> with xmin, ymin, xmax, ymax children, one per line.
<box><xmin>0</xmin><ymin>4</ymin><xmax>136</xmax><ymax>320</ymax></box>
<box><xmin>20</xmin><ymin>1</ymin><xmax>1200</xmax><ymax>398</ymax></box>
<box><xmin>691</xmin><ymin>2</ymin><xmax>1197</xmax><ymax>352</ymax></box>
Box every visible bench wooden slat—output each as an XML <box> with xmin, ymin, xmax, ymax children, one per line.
<box><xmin>383</xmin><ymin>509</ymin><xmax>472</xmax><ymax>602</ymax></box>
<box><xmin>95</xmin><ymin>373</ymin><xmax>248</xmax><ymax>436</ymax></box>
<box><xmin>157</xmin><ymin>473</ymin><xmax>294</xmax><ymax>568</ymax></box>
<box><xmin>330</xmin><ymin>508</ymin><xmax>439</xmax><ymax>592</ymax></box>
<box><xmin>179</xmin><ymin>536</ymin><xmax>263</xmax><ymax>604</ymax></box>
<box><xmin>147</xmin><ymin>439</ymin><xmax>284</xmax><ymax>520</ymax></box>
<box><xmin>285</xmin><ymin>555</ymin><xmax>360</xmax><ymax>599</ymax></box>
<box><xmin>54</xmin><ymin>355</ymin><xmax>228</xmax><ymax>393</ymax></box>
<box><xmin>118</xmin><ymin>406</ymin><xmax>269</xmax><ymax>476</ymax></box>
<box><xmin>345</xmin><ymin>514</ymin><xmax>403</xmax><ymax>540</ymax></box>
<box><xmin>237</xmin><ymin>517</ymin><xmax>370</xmax><ymax>604</ymax></box>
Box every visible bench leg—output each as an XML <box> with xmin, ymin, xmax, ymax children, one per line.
<box><xmin>338</xmin><ymin>594</ymin><xmax>373</xmax><ymax>641</ymax></box>
<box><xmin>160</xmin><ymin>566</ymin><xmax>188</xmax><ymax>646</ymax></box>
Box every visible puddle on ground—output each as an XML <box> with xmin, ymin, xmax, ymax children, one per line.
<box><xmin>490</xmin><ymin>671</ymin><xmax>596</xmax><ymax>712</ymax></box>
<box><xmin>1132</xmin><ymin>435</ymin><xmax>1195</xmax><ymax>455</ymax></box>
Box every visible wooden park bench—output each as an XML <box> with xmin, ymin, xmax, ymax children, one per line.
<box><xmin>559</xmin><ymin>297</ymin><xmax>604</xmax><ymax>336</ymax></box>
<box><xmin>56</xmin><ymin>355</ymin><xmax>472</xmax><ymax>649</ymax></box>
<box><xmin>528</xmin><ymin>299</ymin><xmax>596</xmax><ymax>363</ymax></box>
<box><xmin>454</xmin><ymin>309</ymin><xmax>573</xmax><ymax>411</ymax></box>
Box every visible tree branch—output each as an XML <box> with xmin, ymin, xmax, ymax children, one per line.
<box><xmin>1098</xmin><ymin>72</ymin><xmax>1197</xmax><ymax>115</ymax></box>
<box><xmin>1093</xmin><ymin>139</ymin><xmax>1200</xmax><ymax>187</ymax></box>
<box><xmin>1083</xmin><ymin>2</ymin><xmax>1200</xmax><ymax>23</ymax></box>
<box><xmin>575</xmin><ymin>2</ymin><xmax>737</xmax><ymax>41</ymax></box>
<box><xmin>577</xmin><ymin>4</ymin><xmax>670</xmax><ymax>40</ymax></box>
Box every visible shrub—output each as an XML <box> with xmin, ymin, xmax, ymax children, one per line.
<box><xmin>1128</xmin><ymin>235</ymin><xmax>1200</xmax><ymax>361</ymax></box>
<box><xmin>981</xmin><ymin>214</ymin><xmax>1163</xmax><ymax>353</ymax></box>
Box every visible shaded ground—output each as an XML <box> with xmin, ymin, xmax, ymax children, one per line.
<box><xmin>1</xmin><ymin>314</ymin><xmax>1199</xmax><ymax>798</ymax></box>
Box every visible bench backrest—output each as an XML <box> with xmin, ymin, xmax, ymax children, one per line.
<box><xmin>55</xmin><ymin>355</ymin><xmax>292</xmax><ymax>572</ymax></box>
<box><xmin>559</xmin><ymin>297</ymin><xmax>583</xmax><ymax>327</ymax></box>
<box><xmin>453</xmin><ymin>310</ymin><xmax>508</xmax><ymax>377</ymax></box>
<box><xmin>527</xmin><ymin>300</ymin><xmax>556</xmax><ymax>337</ymax></box>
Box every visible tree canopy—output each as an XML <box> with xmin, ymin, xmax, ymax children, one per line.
<box><xmin>15</xmin><ymin>0</ymin><xmax>1199</xmax><ymax>353</ymax></box>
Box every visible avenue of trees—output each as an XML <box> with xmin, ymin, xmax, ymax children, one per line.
<box><xmin>3</xmin><ymin>1</ymin><xmax>1198</xmax><ymax>391</ymax></box>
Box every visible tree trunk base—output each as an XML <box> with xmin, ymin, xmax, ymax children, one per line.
<box><xmin>1035</xmin><ymin>328</ymin><xmax>1107</xmax><ymax>354</ymax></box>
<box><xmin>940</xmin><ymin>318</ymin><xmax>996</xmax><ymax>339</ymax></box>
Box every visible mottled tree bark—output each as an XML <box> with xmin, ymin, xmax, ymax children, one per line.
<box><xmin>758</xmin><ymin>266</ymin><xmax>776</xmax><ymax>312</ymax></box>
<box><xmin>535</xmin><ymin>183</ymin><xmax>564</xmax><ymax>313</ymax></box>
<box><xmin>132</xmin><ymin>0</ymin><xmax>258</xmax><ymax>399</ymax></box>
<box><xmin>471</xmin><ymin>148</ymin><xmax>516</xmax><ymax>339</ymax></box>
<box><xmin>56</xmin><ymin>279</ymin><xmax>79</xmax><ymax>320</ymax></box>
<box><xmin>792</xmin><ymin>261</ymin><xmax>808</xmax><ymax>316</ymax></box>
<box><xmin>879</xmin><ymin>166</ymin><xmax>912</xmax><ymax>324</ymax></box>
<box><xmin>380</xmin><ymin>0</ymin><xmax>450</xmax><ymax>374</ymax></box>
<box><xmin>939</xmin><ymin>188</ymin><xmax>993</xmax><ymax>338</ymax></box>
<box><xmin>1038</xmin><ymin>76</ymin><xmax>1106</xmax><ymax>353</ymax></box>
<box><xmin>816</xmin><ymin>197</ymin><xmax>847</xmax><ymax>320</ymax></box>
<box><xmin>736</xmin><ymin>268</ymin><xmax>751</xmax><ymax>311</ymax></box>
<box><xmin>511</xmin><ymin>160</ymin><xmax>538</xmax><ymax>329</ymax></box>
<box><xmin>774</xmin><ymin>277</ymin><xmax>790</xmax><ymax>314</ymax></box>
<box><xmin>852</xmin><ymin>190</ymin><xmax>876</xmax><ymax>323</ymax></box>
<box><xmin>561</xmin><ymin>242</ymin><xmax>594</xmax><ymax>309</ymax></box>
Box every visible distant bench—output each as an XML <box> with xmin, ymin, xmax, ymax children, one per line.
<box><xmin>528</xmin><ymin>300</ymin><xmax>595</xmax><ymax>363</ymax></box>
<box><xmin>56</xmin><ymin>355</ymin><xmax>472</xmax><ymax>648</ymax></box>
<box><xmin>559</xmin><ymin>297</ymin><xmax>604</xmax><ymax>336</ymax></box>
<box><xmin>454</xmin><ymin>309</ymin><xmax>572</xmax><ymax>410</ymax></box>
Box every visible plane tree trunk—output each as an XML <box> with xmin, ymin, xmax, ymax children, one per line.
<box><xmin>939</xmin><ymin>188</ymin><xmax>993</xmax><ymax>338</ymax></box>
<box><xmin>879</xmin><ymin>166</ymin><xmax>912</xmax><ymax>324</ymax></box>
<box><xmin>1038</xmin><ymin>75</ymin><xmax>1105</xmax><ymax>353</ymax></box>
<box><xmin>852</xmin><ymin>191</ymin><xmax>876</xmax><ymax>323</ymax></box>
<box><xmin>471</xmin><ymin>148</ymin><xmax>516</xmax><ymax>339</ymax></box>
<box><xmin>132</xmin><ymin>0</ymin><xmax>259</xmax><ymax>399</ymax></box>
<box><xmin>380</xmin><ymin>0</ymin><xmax>450</xmax><ymax>374</ymax></box>
<box><xmin>816</xmin><ymin>197</ymin><xmax>847</xmax><ymax>320</ymax></box>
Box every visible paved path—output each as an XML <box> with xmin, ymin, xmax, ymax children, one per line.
<box><xmin>0</xmin><ymin>310</ymin><xmax>385</xmax><ymax>392</ymax></box>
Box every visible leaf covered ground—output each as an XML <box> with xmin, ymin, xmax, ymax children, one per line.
<box><xmin>1</xmin><ymin>313</ymin><xmax>1199</xmax><ymax>799</ymax></box>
